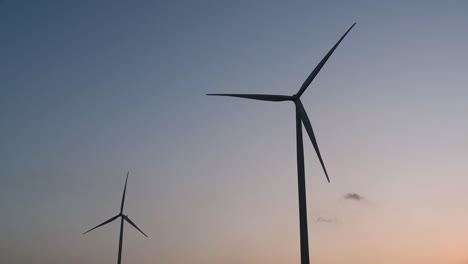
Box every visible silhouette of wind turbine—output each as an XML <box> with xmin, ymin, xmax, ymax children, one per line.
<box><xmin>83</xmin><ymin>172</ymin><xmax>148</xmax><ymax>264</ymax></box>
<box><xmin>207</xmin><ymin>23</ymin><xmax>356</xmax><ymax>264</ymax></box>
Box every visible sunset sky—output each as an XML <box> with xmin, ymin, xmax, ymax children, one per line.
<box><xmin>1</xmin><ymin>1</ymin><xmax>468</xmax><ymax>263</ymax></box>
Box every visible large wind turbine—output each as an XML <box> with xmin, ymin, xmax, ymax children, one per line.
<box><xmin>207</xmin><ymin>23</ymin><xmax>356</xmax><ymax>264</ymax></box>
<box><xmin>83</xmin><ymin>172</ymin><xmax>148</xmax><ymax>264</ymax></box>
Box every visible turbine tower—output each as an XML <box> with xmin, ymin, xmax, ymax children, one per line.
<box><xmin>83</xmin><ymin>172</ymin><xmax>148</xmax><ymax>264</ymax></box>
<box><xmin>207</xmin><ymin>23</ymin><xmax>356</xmax><ymax>264</ymax></box>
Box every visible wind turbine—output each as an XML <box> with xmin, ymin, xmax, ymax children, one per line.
<box><xmin>207</xmin><ymin>23</ymin><xmax>356</xmax><ymax>264</ymax></box>
<box><xmin>83</xmin><ymin>172</ymin><xmax>148</xmax><ymax>264</ymax></box>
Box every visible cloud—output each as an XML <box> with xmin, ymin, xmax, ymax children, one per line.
<box><xmin>343</xmin><ymin>193</ymin><xmax>365</xmax><ymax>202</ymax></box>
<box><xmin>315</xmin><ymin>217</ymin><xmax>337</xmax><ymax>224</ymax></box>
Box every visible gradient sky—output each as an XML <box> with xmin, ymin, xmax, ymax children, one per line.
<box><xmin>1</xmin><ymin>1</ymin><xmax>468</xmax><ymax>263</ymax></box>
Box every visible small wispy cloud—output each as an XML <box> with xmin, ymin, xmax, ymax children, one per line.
<box><xmin>343</xmin><ymin>193</ymin><xmax>365</xmax><ymax>202</ymax></box>
<box><xmin>315</xmin><ymin>217</ymin><xmax>337</xmax><ymax>224</ymax></box>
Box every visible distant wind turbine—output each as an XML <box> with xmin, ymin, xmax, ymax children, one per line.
<box><xmin>83</xmin><ymin>172</ymin><xmax>148</xmax><ymax>264</ymax></box>
<box><xmin>207</xmin><ymin>23</ymin><xmax>356</xmax><ymax>264</ymax></box>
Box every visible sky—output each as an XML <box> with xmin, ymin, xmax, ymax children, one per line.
<box><xmin>1</xmin><ymin>1</ymin><xmax>468</xmax><ymax>263</ymax></box>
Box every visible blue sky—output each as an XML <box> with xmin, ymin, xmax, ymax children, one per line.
<box><xmin>1</xmin><ymin>1</ymin><xmax>468</xmax><ymax>263</ymax></box>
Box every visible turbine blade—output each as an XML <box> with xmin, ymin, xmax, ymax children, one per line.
<box><xmin>83</xmin><ymin>215</ymin><xmax>120</xmax><ymax>235</ymax></box>
<box><xmin>120</xmin><ymin>172</ymin><xmax>129</xmax><ymax>214</ymax></box>
<box><xmin>295</xmin><ymin>100</ymin><xmax>330</xmax><ymax>182</ymax></box>
<box><xmin>296</xmin><ymin>23</ymin><xmax>356</xmax><ymax>97</ymax></box>
<box><xmin>207</xmin><ymin>94</ymin><xmax>292</xmax><ymax>102</ymax></box>
<box><xmin>124</xmin><ymin>215</ymin><xmax>148</xmax><ymax>237</ymax></box>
